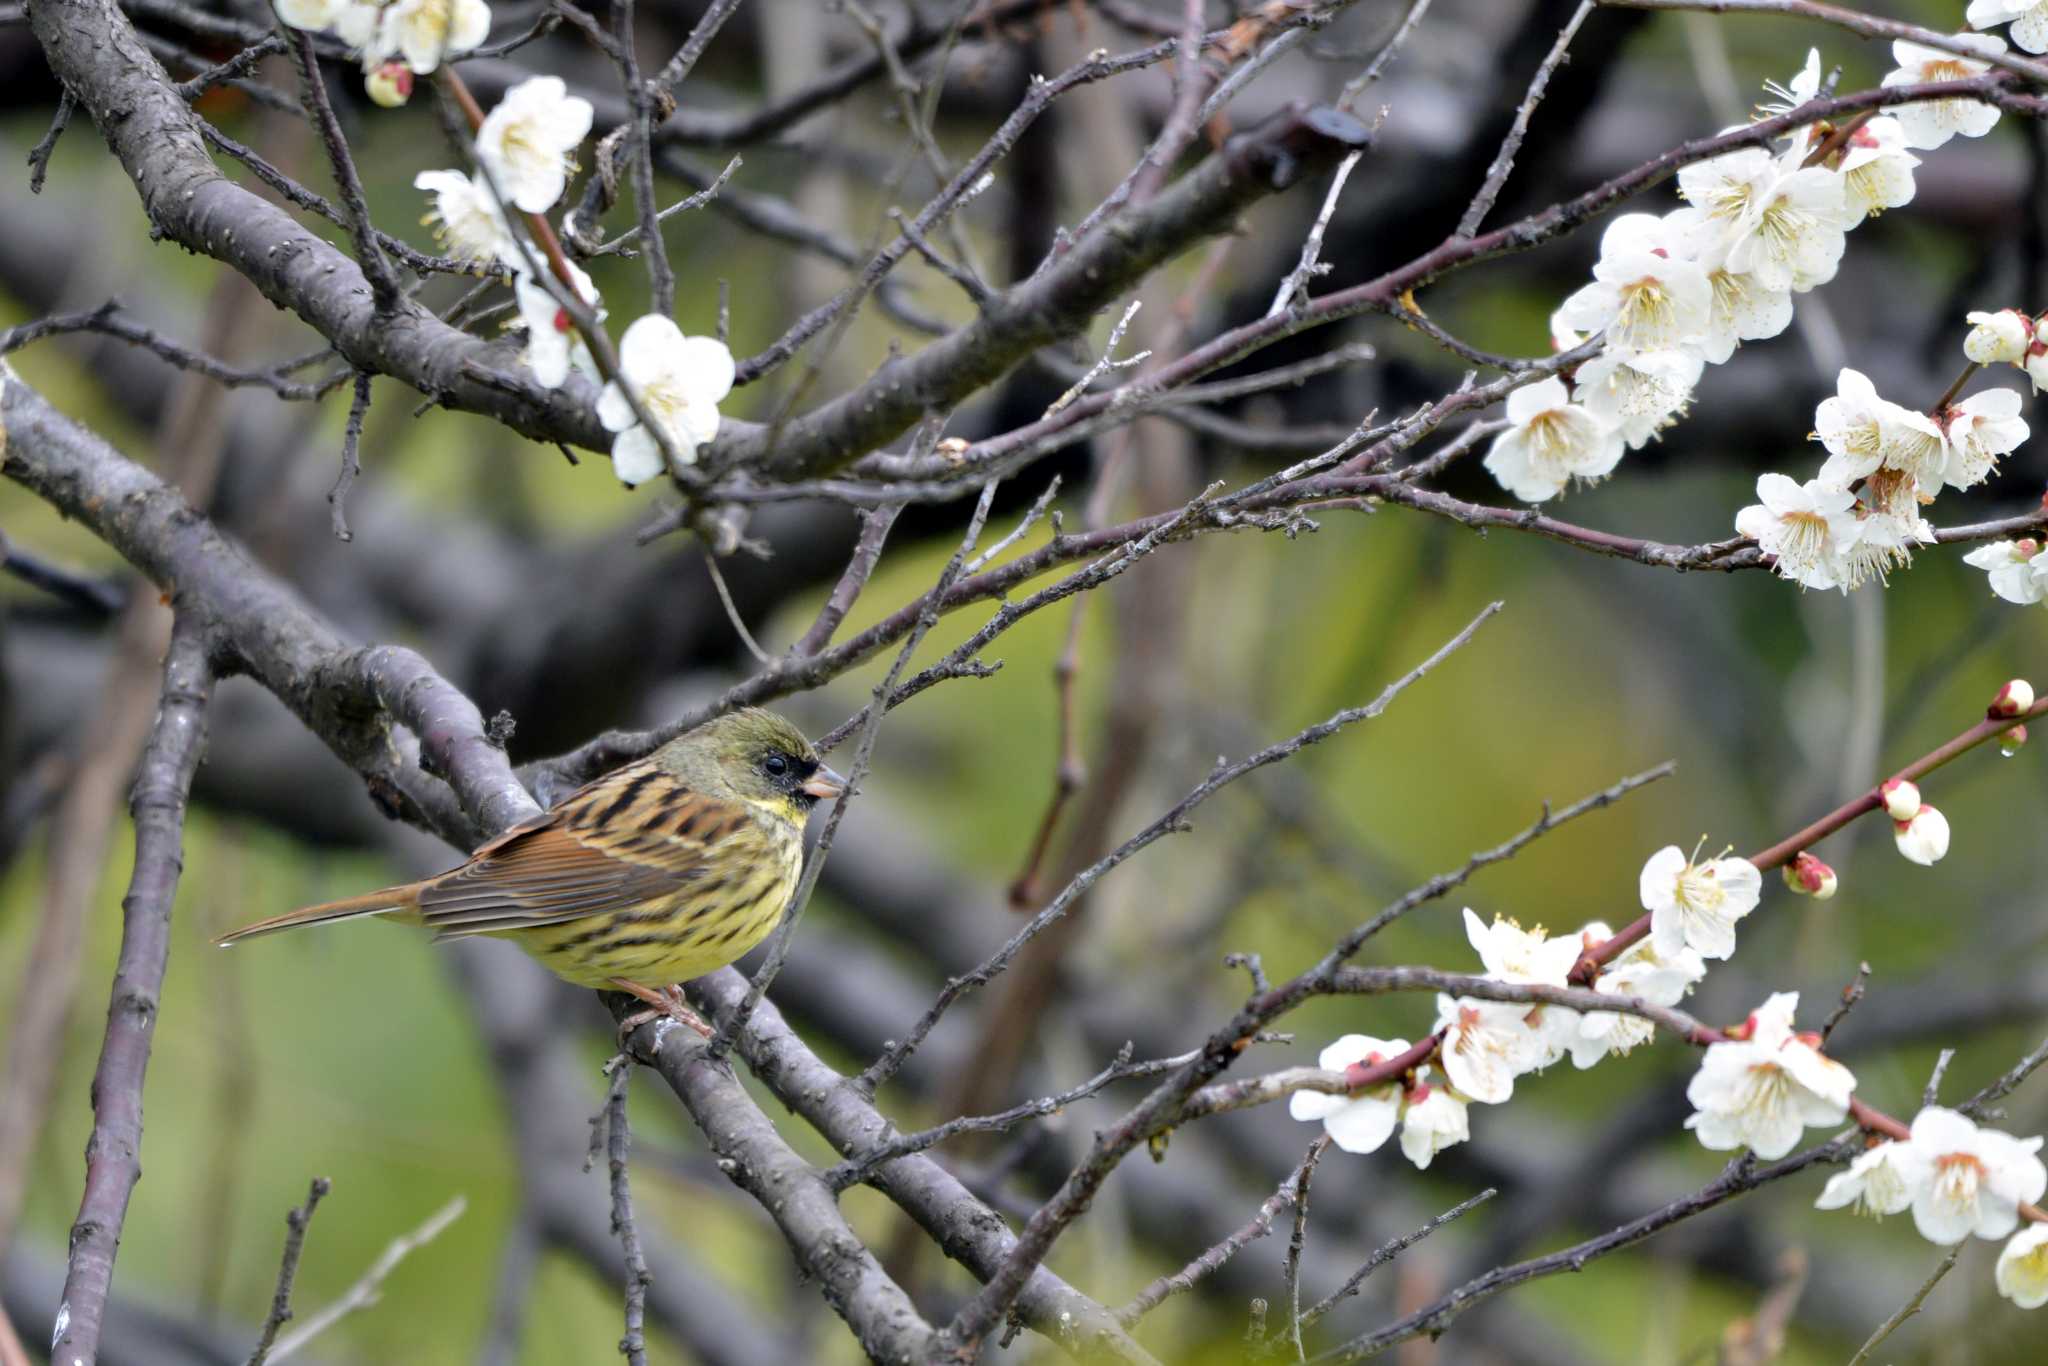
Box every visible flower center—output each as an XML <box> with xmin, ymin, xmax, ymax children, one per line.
<box><xmin>1614</xmin><ymin>278</ymin><xmax>1681</xmax><ymax>350</ymax></box>
<box><xmin>1933</xmin><ymin>1152</ymin><xmax>1986</xmax><ymax>1212</ymax></box>
<box><xmin>1775</xmin><ymin>509</ymin><xmax>1831</xmax><ymax>569</ymax></box>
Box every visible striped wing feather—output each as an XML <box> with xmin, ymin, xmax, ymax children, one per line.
<box><xmin>418</xmin><ymin>761</ymin><xmax>750</xmax><ymax>939</ymax></box>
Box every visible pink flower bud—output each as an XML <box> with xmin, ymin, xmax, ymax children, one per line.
<box><xmin>1782</xmin><ymin>852</ymin><xmax>1837</xmax><ymax>900</ymax></box>
<box><xmin>1880</xmin><ymin>777</ymin><xmax>1921</xmax><ymax>822</ymax></box>
<box><xmin>366</xmin><ymin>62</ymin><xmax>414</xmax><ymax>109</ymax></box>
<box><xmin>2002</xmin><ymin>724</ymin><xmax>2029</xmax><ymax>757</ymax></box>
<box><xmin>1994</xmin><ymin>679</ymin><xmax>2036</xmax><ymax>717</ymax></box>
<box><xmin>1893</xmin><ymin>805</ymin><xmax>1950</xmax><ymax>866</ymax></box>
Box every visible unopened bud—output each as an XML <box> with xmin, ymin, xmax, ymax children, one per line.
<box><xmin>2019</xmin><ymin>538</ymin><xmax>2043</xmax><ymax>561</ymax></box>
<box><xmin>1782</xmin><ymin>851</ymin><xmax>1838</xmax><ymax>900</ymax></box>
<box><xmin>2002</xmin><ymin>723</ymin><xmax>2029</xmax><ymax>757</ymax></box>
<box><xmin>1893</xmin><ymin>805</ymin><xmax>1951</xmax><ymax>867</ymax></box>
<box><xmin>1880</xmin><ymin>777</ymin><xmax>1922</xmax><ymax>822</ymax></box>
<box><xmin>366</xmin><ymin>61</ymin><xmax>414</xmax><ymax>108</ymax></box>
<box><xmin>1994</xmin><ymin>678</ymin><xmax>2035</xmax><ymax>717</ymax></box>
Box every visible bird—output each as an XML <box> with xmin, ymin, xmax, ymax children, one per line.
<box><xmin>216</xmin><ymin>709</ymin><xmax>845</xmax><ymax>1035</ymax></box>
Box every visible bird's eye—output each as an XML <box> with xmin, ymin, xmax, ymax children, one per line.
<box><xmin>763</xmin><ymin>753</ymin><xmax>790</xmax><ymax>777</ymax></box>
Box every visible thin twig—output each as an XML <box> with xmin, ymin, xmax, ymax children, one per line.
<box><xmin>330</xmin><ymin>373</ymin><xmax>371</xmax><ymax>542</ymax></box>
<box><xmin>1114</xmin><ymin>1138</ymin><xmax>1328</xmax><ymax>1327</ymax></box>
<box><xmin>1279</xmin><ymin>1138</ymin><xmax>1329</xmax><ymax>1359</ymax></box>
<box><xmin>1963</xmin><ymin>1035</ymin><xmax>2048</xmax><ymax>1119</ymax></box>
<box><xmin>701</xmin><ymin>548</ymin><xmax>775</xmax><ymax>667</ymax></box>
<box><xmin>793</xmin><ymin>502</ymin><xmax>903</xmax><ymax>658</ymax></box>
<box><xmin>1295</xmin><ymin>1188</ymin><xmax>1496</xmax><ymax>1332</ymax></box>
<box><xmin>604</xmin><ymin>1065</ymin><xmax>650</xmax><ymax>1366</ymax></box>
<box><xmin>1269</xmin><ymin>151</ymin><xmax>1363</xmax><ymax>318</ymax></box>
<box><xmin>828</xmin><ymin>1043</ymin><xmax>1199</xmax><ymax>1190</ymax></box>
<box><xmin>26</xmin><ymin>89</ymin><xmax>74</xmax><ymax>193</ymax></box>
<box><xmin>284</xmin><ymin>29</ymin><xmax>399</xmax><ymax>308</ymax></box>
<box><xmin>612</xmin><ymin>0</ymin><xmax>674</xmax><ymax>319</ymax></box>
<box><xmin>1338</xmin><ymin>0</ymin><xmax>1434</xmax><ymax>110</ymax></box>
<box><xmin>1458</xmin><ymin>1</ymin><xmax>1595</xmax><ymax>238</ymax></box>
<box><xmin>1844</xmin><ymin>1246</ymin><xmax>1961</xmax><ymax>1366</ymax></box>
<box><xmin>268</xmin><ymin>1196</ymin><xmax>467</xmax><ymax>1363</ymax></box>
<box><xmin>705</xmin><ymin>482</ymin><xmax>1002</xmax><ymax>1059</ymax></box>
<box><xmin>245</xmin><ymin>1177</ymin><xmax>332</xmax><ymax>1366</ymax></box>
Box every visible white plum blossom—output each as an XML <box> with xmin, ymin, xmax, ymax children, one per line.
<box><xmin>1836</xmin><ymin>470</ymin><xmax>1936</xmax><ymax>588</ymax></box>
<box><xmin>1970</xmin><ymin>0</ymin><xmax>2048</xmax><ymax>55</ymax></box>
<box><xmin>1685</xmin><ymin>992</ymin><xmax>1855</xmax><ymax>1159</ymax></box>
<box><xmin>1964</xmin><ymin>539</ymin><xmax>2048</xmax><ymax>605</ymax></box>
<box><xmin>1998</xmin><ymin>1223</ymin><xmax>2048</xmax><ymax>1308</ymax></box>
<box><xmin>514</xmin><ymin>263</ymin><xmax>600</xmax><ymax>390</ymax></box>
<box><xmin>1688</xmin><ymin>242</ymin><xmax>1795</xmax><ymax>364</ymax></box>
<box><xmin>333</xmin><ymin>1</ymin><xmax>397</xmax><ymax>62</ymax></box>
<box><xmin>1481</xmin><ymin>375</ymin><xmax>1624</xmax><ymax>502</ymax></box>
<box><xmin>1832</xmin><ymin>116</ymin><xmax>1921</xmax><ymax>223</ymax></box>
<box><xmin>1758</xmin><ymin>49</ymin><xmax>1821</xmax><ymax>118</ymax></box>
<box><xmin>1725</xmin><ymin>164</ymin><xmax>1848</xmax><ymax>292</ymax></box>
<box><xmin>1966</xmin><ymin>308</ymin><xmax>2035</xmax><ymax>365</ymax></box>
<box><xmin>1812</xmin><ymin>367</ymin><xmax>1893</xmax><ymax>482</ymax></box>
<box><xmin>1463</xmin><ymin>912</ymin><xmax>1605</xmax><ymax>1065</ymax></box>
<box><xmin>1677</xmin><ymin>148</ymin><xmax>1848</xmax><ymax>293</ymax></box>
<box><xmin>1574</xmin><ymin>346</ymin><xmax>1702</xmax><ymax>449</ymax></box>
<box><xmin>1553</xmin><ymin>213</ymin><xmax>1711</xmax><ymax>355</ymax></box>
<box><xmin>386</xmin><ymin>0</ymin><xmax>488</xmax><ymax>72</ymax></box>
<box><xmin>1399</xmin><ymin>1076</ymin><xmax>1470</xmax><ymax>1170</ymax></box>
<box><xmin>1641</xmin><ymin>844</ymin><xmax>1762</xmax><ymax>962</ymax></box>
<box><xmin>1882</xmin><ymin>36</ymin><xmax>2008</xmax><ymax>150</ymax></box>
<box><xmin>1894</xmin><ymin>805</ymin><xmax>1951</xmax><ymax>865</ymax></box>
<box><xmin>477</xmin><ymin>76</ymin><xmax>595</xmax><ymax>214</ymax></box>
<box><xmin>413</xmin><ymin>169</ymin><xmax>516</xmax><ymax>265</ymax></box>
<box><xmin>1571</xmin><ymin>938</ymin><xmax>1708</xmax><ymax>1069</ymax></box>
<box><xmin>275</xmin><ymin>0</ymin><xmax>347</xmax><ymax>31</ymax></box>
<box><xmin>597</xmin><ymin>316</ymin><xmax>737</xmax><ymax>486</ymax></box>
<box><xmin>1735</xmin><ymin>474</ymin><xmax>1859</xmax><ymax>592</ymax></box>
<box><xmin>1940</xmin><ymin>388</ymin><xmax>2030</xmax><ymax>489</ymax></box>
<box><xmin>1816</xmin><ymin>1141</ymin><xmax>1922</xmax><ymax>1218</ymax></box>
<box><xmin>1434</xmin><ymin>994</ymin><xmax>1545</xmax><ymax>1105</ymax></box>
<box><xmin>1904</xmin><ymin>1106</ymin><xmax>2048</xmax><ymax>1244</ymax></box>
<box><xmin>1289</xmin><ymin>1035</ymin><xmax>1410</xmax><ymax>1154</ymax></box>
<box><xmin>1462</xmin><ymin>909</ymin><xmax>1581</xmax><ymax>985</ymax></box>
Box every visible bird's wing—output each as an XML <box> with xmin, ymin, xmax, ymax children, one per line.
<box><xmin>417</xmin><ymin>760</ymin><xmax>756</xmax><ymax>938</ymax></box>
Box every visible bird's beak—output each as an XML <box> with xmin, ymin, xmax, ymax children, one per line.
<box><xmin>801</xmin><ymin>765</ymin><xmax>847</xmax><ymax>801</ymax></box>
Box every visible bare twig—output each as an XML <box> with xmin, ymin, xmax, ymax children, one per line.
<box><xmin>1115</xmin><ymin>1138</ymin><xmax>1329</xmax><ymax>1327</ymax></box>
<box><xmin>1844</xmin><ymin>1246</ymin><xmax>1961</xmax><ymax>1366</ymax></box>
<box><xmin>245</xmin><ymin>1177</ymin><xmax>332</xmax><ymax>1366</ymax></box>
<box><xmin>1458</xmin><ymin>1</ymin><xmax>1596</xmax><ymax>237</ymax></box>
<box><xmin>268</xmin><ymin>1196</ymin><xmax>467</xmax><ymax>1362</ymax></box>
<box><xmin>604</xmin><ymin>1065</ymin><xmax>650</xmax><ymax>1366</ymax></box>
<box><xmin>45</xmin><ymin>616</ymin><xmax>213</xmax><ymax>1364</ymax></box>
<box><xmin>26</xmin><ymin>89</ymin><xmax>74</xmax><ymax>193</ymax></box>
<box><xmin>330</xmin><ymin>372</ymin><xmax>371</xmax><ymax>542</ymax></box>
<box><xmin>793</xmin><ymin>502</ymin><xmax>903</xmax><ymax>658</ymax></box>
<box><xmin>284</xmin><ymin>29</ymin><xmax>399</xmax><ymax>308</ymax></box>
<box><xmin>1294</xmin><ymin>1188</ymin><xmax>1496</xmax><ymax>1333</ymax></box>
<box><xmin>705</xmin><ymin>482</ymin><xmax>1002</xmax><ymax>1058</ymax></box>
<box><xmin>1278</xmin><ymin>1138</ymin><xmax>1329</xmax><ymax>1359</ymax></box>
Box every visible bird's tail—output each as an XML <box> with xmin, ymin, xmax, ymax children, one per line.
<box><xmin>215</xmin><ymin>885</ymin><xmax>421</xmax><ymax>946</ymax></box>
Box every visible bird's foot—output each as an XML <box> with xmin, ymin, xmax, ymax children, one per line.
<box><xmin>611</xmin><ymin>978</ymin><xmax>713</xmax><ymax>1045</ymax></box>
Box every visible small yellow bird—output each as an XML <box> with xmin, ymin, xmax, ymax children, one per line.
<box><xmin>217</xmin><ymin>710</ymin><xmax>844</xmax><ymax>1029</ymax></box>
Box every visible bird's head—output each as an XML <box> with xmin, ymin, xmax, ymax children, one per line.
<box><xmin>654</xmin><ymin>708</ymin><xmax>845</xmax><ymax>822</ymax></box>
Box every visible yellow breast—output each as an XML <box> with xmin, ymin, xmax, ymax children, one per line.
<box><xmin>513</xmin><ymin>815</ymin><xmax>804</xmax><ymax>988</ymax></box>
